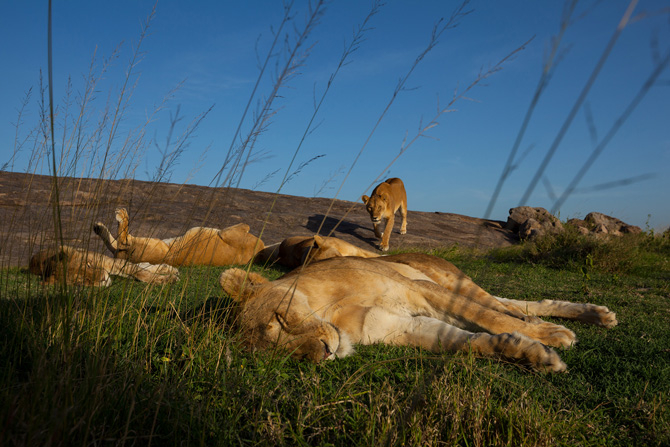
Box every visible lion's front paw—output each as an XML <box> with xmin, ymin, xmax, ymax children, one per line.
<box><xmin>472</xmin><ymin>332</ymin><xmax>567</xmax><ymax>373</ymax></box>
<box><xmin>528</xmin><ymin>322</ymin><xmax>577</xmax><ymax>348</ymax></box>
<box><xmin>93</xmin><ymin>222</ymin><xmax>105</xmax><ymax>235</ymax></box>
<box><xmin>379</xmin><ymin>244</ymin><xmax>389</xmax><ymax>252</ymax></box>
<box><xmin>525</xmin><ymin>339</ymin><xmax>568</xmax><ymax>373</ymax></box>
<box><xmin>137</xmin><ymin>263</ymin><xmax>179</xmax><ymax>284</ymax></box>
<box><xmin>400</xmin><ymin>229</ymin><xmax>407</xmax><ymax>235</ymax></box>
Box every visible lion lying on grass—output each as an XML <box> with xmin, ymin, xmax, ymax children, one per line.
<box><xmin>220</xmin><ymin>253</ymin><xmax>617</xmax><ymax>372</ymax></box>
<box><xmin>30</xmin><ymin>245</ymin><xmax>179</xmax><ymax>287</ymax></box>
<box><xmin>94</xmin><ymin>208</ymin><xmax>265</xmax><ymax>266</ymax></box>
<box><xmin>255</xmin><ymin>235</ymin><xmax>379</xmax><ymax>268</ymax></box>
<box><xmin>362</xmin><ymin>177</ymin><xmax>408</xmax><ymax>251</ymax></box>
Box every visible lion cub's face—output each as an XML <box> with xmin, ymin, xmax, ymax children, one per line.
<box><xmin>363</xmin><ymin>194</ymin><xmax>389</xmax><ymax>223</ymax></box>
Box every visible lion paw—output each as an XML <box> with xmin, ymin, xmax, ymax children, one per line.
<box><xmin>379</xmin><ymin>244</ymin><xmax>389</xmax><ymax>252</ymax></box>
<box><xmin>529</xmin><ymin>341</ymin><xmax>568</xmax><ymax>373</ymax></box>
<box><xmin>137</xmin><ymin>262</ymin><xmax>179</xmax><ymax>284</ymax></box>
<box><xmin>400</xmin><ymin>228</ymin><xmax>407</xmax><ymax>235</ymax></box>
<box><xmin>530</xmin><ymin>322</ymin><xmax>577</xmax><ymax>348</ymax></box>
<box><xmin>93</xmin><ymin>222</ymin><xmax>105</xmax><ymax>235</ymax></box>
<box><xmin>474</xmin><ymin>332</ymin><xmax>567</xmax><ymax>372</ymax></box>
<box><xmin>583</xmin><ymin>304</ymin><xmax>618</xmax><ymax>328</ymax></box>
<box><xmin>115</xmin><ymin>208</ymin><xmax>129</xmax><ymax>223</ymax></box>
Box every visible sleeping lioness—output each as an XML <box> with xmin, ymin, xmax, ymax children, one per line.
<box><xmin>362</xmin><ymin>178</ymin><xmax>407</xmax><ymax>251</ymax></box>
<box><xmin>219</xmin><ymin>253</ymin><xmax>617</xmax><ymax>372</ymax></box>
<box><xmin>94</xmin><ymin>208</ymin><xmax>265</xmax><ymax>266</ymax></box>
<box><xmin>29</xmin><ymin>245</ymin><xmax>179</xmax><ymax>287</ymax></box>
<box><xmin>255</xmin><ymin>235</ymin><xmax>379</xmax><ymax>268</ymax></box>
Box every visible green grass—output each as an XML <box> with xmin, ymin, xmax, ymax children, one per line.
<box><xmin>1</xmin><ymin>234</ymin><xmax>668</xmax><ymax>446</ymax></box>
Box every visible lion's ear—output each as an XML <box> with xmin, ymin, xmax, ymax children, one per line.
<box><xmin>312</xmin><ymin>235</ymin><xmax>325</xmax><ymax>248</ymax></box>
<box><xmin>361</xmin><ymin>195</ymin><xmax>369</xmax><ymax>204</ymax></box>
<box><xmin>219</xmin><ymin>268</ymin><xmax>268</xmax><ymax>301</ymax></box>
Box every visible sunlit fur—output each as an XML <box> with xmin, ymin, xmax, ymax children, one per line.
<box><xmin>219</xmin><ymin>253</ymin><xmax>617</xmax><ymax>372</ymax></box>
<box><xmin>94</xmin><ymin>208</ymin><xmax>265</xmax><ymax>266</ymax></box>
<box><xmin>255</xmin><ymin>235</ymin><xmax>380</xmax><ymax>268</ymax></box>
<box><xmin>29</xmin><ymin>245</ymin><xmax>179</xmax><ymax>287</ymax></box>
<box><xmin>361</xmin><ymin>178</ymin><xmax>408</xmax><ymax>251</ymax></box>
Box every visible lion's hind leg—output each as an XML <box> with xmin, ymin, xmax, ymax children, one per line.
<box><xmin>115</xmin><ymin>207</ymin><xmax>131</xmax><ymax>245</ymax></box>
<box><xmin>495</xmin><ymin>297</ymin><xmax>618</xmax><ymax>328</ymax></box>
<box><xmin>399</xmin><ymin>200</ymin><xmax>407</xmax><ymax>235</ymax></box>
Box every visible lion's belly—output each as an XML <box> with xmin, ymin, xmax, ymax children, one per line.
<box><xmin>166</xmin><ymin>230</ymin><xmax>258</xmax><ymax>266</ymax></box>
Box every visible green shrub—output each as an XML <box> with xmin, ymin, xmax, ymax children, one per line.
<box><xmin>488</xmin><ymin>227</ymin><xmax>663</xmax><ymax>275</ymax></box>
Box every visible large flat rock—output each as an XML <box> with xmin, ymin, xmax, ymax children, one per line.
<box><xmin>0</xmin><ymin>171</ymin><xmax>517</xmax><ymax>267</ymax></box>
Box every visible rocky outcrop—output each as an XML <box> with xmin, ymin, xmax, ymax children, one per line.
<box><xmin>567</xmin><ymin>213</ymin><xmax>642</xmax><ymax>237</ymax></box>
<box><xmin>505</xmin><ymin>206</ymin><xmax>563</xmax><ymax>240</ymax></box>
<box><xmin>506</xmin><ymin>206</ymin><xmax>642</xmax><ymax>240</ymax></box>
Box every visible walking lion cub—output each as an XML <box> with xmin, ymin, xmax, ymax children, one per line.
<box><xmin>220</xmin><ymin>253</ymin><xmax>616</xmax><ymax>372</ymax></box>
<box><xmin>362</xmin><ymin>178</ymin><xmax>407</xmax><ymax>251</ymax></box>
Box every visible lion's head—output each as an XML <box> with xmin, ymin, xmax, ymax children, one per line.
<box><xmin>219</xmin><ymin>268</ymin><xmax>352</xmax><ymax>362</ymax></box>
<box><xmin>361</xmin><ymin>193</ymin><xmax>389</xmax><ymax>224</ymax></box>
<box><xmin>29</xmin><ymin>246</ymin><xmax>110</xmax><ymax>286</ymax></box>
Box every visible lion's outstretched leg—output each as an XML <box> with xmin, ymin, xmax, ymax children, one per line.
<box><xmin>494</xmin><ymin>297</ymin><xmax>618</xmax><ymax>328</ymax></box>
<box><xmin>92</xmin><ymin>221</ymin><xmax>118</xmax><ymax>255</ymax></box>
<box><xmin>96</xmin><ymin>254</ymin><xmax>179</xmax><ymax>284</ymax></box>
<box><xmin>381</xmin><ymin>254</ymin><xmax>542</xmax><ymax>322</ymax></box>
<box><xmin>359</xmin><ymin>309</ymin><xmax>566</xmax><ymax>372</ymax></box>
<box><xmin>418</xmin><ymin>281</ymin><xmax>577</xmax><ymax>348</ymax></box>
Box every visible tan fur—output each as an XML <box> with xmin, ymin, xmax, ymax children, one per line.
<box><xmin>219</xmin><ymin>253</ymin><xmax>617</xmax><ymax>371</ymax></box>
<box><xmin>361</xmin><ymin>178</ymin><xmax>407</xmax><ymax>251</ymax></box>
<box><xmin>255</xmin><ymin>235</ymin><xmax>380</xmax><ymax>268</ymax></box>
<box><xmin>29</xmin><ymin>245</ymin><xmax>179</xmax><ymax>287</ymax></box>
<box><xmin>94</xmin><ymin>208</ymin><xmax>265</xmax><ymax>266</ymax></box>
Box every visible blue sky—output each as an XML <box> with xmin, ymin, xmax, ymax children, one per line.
<box><xmin>2</xmin><ymin>1</ymin><xmax>669</xmax><ymax>230</ymax></box>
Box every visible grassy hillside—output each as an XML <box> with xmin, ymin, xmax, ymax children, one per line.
<box><xmin>1</xmin><ymin>232</ymin><xmax>668</xmax><ymax>446</ymax></box>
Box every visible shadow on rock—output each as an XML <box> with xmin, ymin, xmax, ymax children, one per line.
<box><xmin>305</xmin><ymin>214</ymin><xmax>379</xmax><ymax>248</ymax></box>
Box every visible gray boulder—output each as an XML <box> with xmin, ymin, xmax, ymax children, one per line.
<box><xmin>584</xmin><ymin>212</ymin><xmax>642</xmax><ymax>236</ymax></box>
<box><xmin>506</xmin><ymin>206</ymin><xmax>563</xmax><ymax>240</ymax></box>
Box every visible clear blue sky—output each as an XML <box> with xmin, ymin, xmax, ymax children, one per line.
<box><xmin>2</xmin><ymin>1</ymin><xmax>669</xmax><ymax>230</ymax></box>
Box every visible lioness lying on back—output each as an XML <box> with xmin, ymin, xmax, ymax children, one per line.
<box><xmin>93</xmin><ymin>208</ymin><xmax>265</xmax><ymax>266</ymax></box>
<box><xmin>220</xmin><ymin>253</ymin><xmax>617</xmax><ymax>372</ymax></box>
<box><xmin>255</xmin><ymin>235</ymin><xmax>379</xmax><ymax>268</ymax></box>
<box><xmin>30</xmin><ymin>245</ymin><xmax>179</xmax><ymax>287</ymax></box>
<box><xmin>362</xmin><ymin>178</ymin><xmax>407</xmax><ymax>251</ymax></box>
